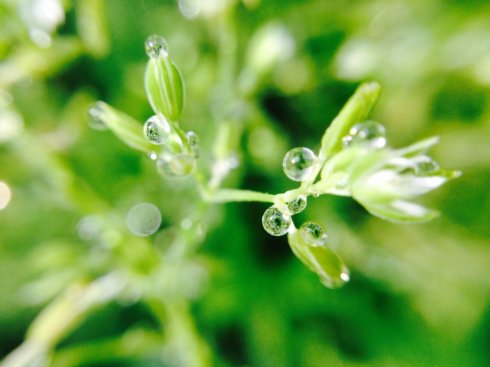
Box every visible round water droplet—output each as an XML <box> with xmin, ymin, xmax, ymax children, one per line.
<box><xmin>300</xmin><ymin>221</ymin><xmax>327</xmax><ymax>246</ymax></box>
<box><xmin>186</xmin><ymin>131</ymin><xmax>200</xmax><ymax>158</ymax></box>
<box><xmin>157</xmin><ymin>153</ymin><xmax>195</xmax><ymax>177</ymax></box>
<box><xmin>145</xmin><ymin>35</ymin><xmax>168</xmax><ymax>58</ymax></box>
<box><xmin>88</xmin><ymin>103</ymin><xmax>107</xmax><ymax>130</ymax></box>
<box><xmin>342</xmin><ymin>120</ymin><xmax>386</xmax><ymax>149</ymax></box>
<box><xmin>287</xmin><ymin>195</ymin><xmax>307</xmax><ymax>214</ymax></box>
<box><xmin>148</xmin><ymin>151</ymin><xmax>158</xmax><ymax>161</ymax></box>
<box><xmin>126</xmin><ymin>203</ymin><xmax>162</xmax><ymax>236</ymax></box>
<box><xmin>262</xmin><ymin>206</ymin><xmax>291</xmax><ymax>236</ymax></box>
<box><xmin>283</xmin><ymin>147</ymin><xmax>316</xmax><ymax>181</ymax></box>
<box><xmin>144</xmin><ymin>115</ymin><xmax>171</xmax><ymax>145</ymax></box>
<box><xmin>414</xmin><ymin>155</ymin><xmax>439</xmax><ymax>175</ymax></box>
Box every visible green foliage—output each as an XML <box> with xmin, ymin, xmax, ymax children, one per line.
<box><xmin>1</xmin><ymin>1</ymin><xmax>489</xmax><ymax>367</ymax></box>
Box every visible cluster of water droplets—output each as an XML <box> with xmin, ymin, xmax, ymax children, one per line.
<box><xmin>342</xmin><ymin>120</ymin><xmax>386</xmax><ymax>149</ymax></box>
<box><xmin>143</xmin><ymin>36</ymin><xmax>199</xmax><ymax>178</ymax></box>
<box><xmin>262</xmin><ymin>195</ymin><xmax>308</xmax><ymax>236</ymax></box>
<box><xmin>144</xmin><ymin>116</ymin><xmax>199</xmax><ymax>178</ymax></box>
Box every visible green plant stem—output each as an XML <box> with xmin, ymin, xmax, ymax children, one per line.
<box><xmin>1</xmin><ymin>274</ymin><xmax>125</xmax><ymax>367</ymax></box>
<box><xmin>203</xmin><ymin>188</ymin><xmax>275</xmax><ymax>203</ymax></box>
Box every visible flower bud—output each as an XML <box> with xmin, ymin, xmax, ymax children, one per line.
<box><xmin>288</xmin><ymin>227</ymin><xmax>349</xmax><ymax>288</ymax></box>
<box><xmin>144</xmin><ymin>38</ymin><xmax>185</xmax><ymax>122</ymax></box>
<box><xmin>88</xmin><ymin>102</ymin><xmax>153</xmax><ymax>153</ymax></box>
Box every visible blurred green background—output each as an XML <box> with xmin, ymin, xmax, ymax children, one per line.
<box><xmin>1</xmin><ymin>0</ymin><xmax>490</xmax><ymax>366</ymax></box>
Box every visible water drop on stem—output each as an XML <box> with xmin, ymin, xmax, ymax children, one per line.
<box><xmin>287</xmin><ymin>195</ymin><xmax>307</xmax><ymax>214</ymax></box>
<box><xmin>283</xmin><ymin>147</ymin><xmax>316</xmax><ymax>182</ymax></box>
<box><xmin>262</xmin><ymin>206</ymin><xmax>291</xmax><ymax>236</ymax></box>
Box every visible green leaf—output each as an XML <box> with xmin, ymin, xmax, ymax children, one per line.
<box><xmin>145</xmin><ymin>55</ymin><xmax>185</xmax><ymax>122</ymax></box>
<box><xmin>319</xmin><ymin>82</ymin><xmax>381</xmax><ymax>160</ymax></box>
<box><xmin>288</xmin><ymin>229</ymin><xmax>349</xmax><ymax>288</ymax></box>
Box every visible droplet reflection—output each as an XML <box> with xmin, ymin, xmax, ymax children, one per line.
<box><xmin>126</xmin><ymin>203</ymin><xmax>162</xmax><ymax>237</ymax></box>
<box><xmin>282</xmin><ymin>147</ymin><xmax>316</xmax><ymax>182</ymax></box>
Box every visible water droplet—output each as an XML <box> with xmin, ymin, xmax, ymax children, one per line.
<box><xmin>157</xmin><ymin>153</ymin><xmax>195</xmax><ymax>177</ymax></box>
<box><xmin>88</xmin><ymin>103</ymin><xmax>107</xmax><ymax>130</ymax></box>
<box><xmin>340</xmin><ymin>272</ymin><xmax>350</xmax><ymax>282</ymax></box>
<box><xmin>145</xmin><ymin>35</ymin><xmax>168</xmax><ymax>58</ymax></box>
<box><xmin>300</xmin><ymin>221</ymin><xmax>327</xmax><ymax>246</ymax></box>
<box><xmin>148</xmin><ymin>151</ymin><xmax>158</xmax><ymax>161</ymax></box>
<box><xmin>342</xmin><ymin>120</ymin><xmax>386</xmax><ymax>149</ymax></box>
<box><xmin>287</xmin><ymin>195</ymin><xmax>307</xmax><ymax>214</ymax></box>
<box><xmin>414</xmin><ymin>155</ymin><xmax>440</xmax><ymax>175</ymax></box>
<box><xmin>126</xmin><ymin>203</ymin><xmax>162</xmax><ymax>236</ymax></box>
<box><xmin>144</xmin><ymin>114</ymin><xmax>171</xmax><ymax>145</ymax></box>
<box><xmin>283</xmin><ymin>147</ymin><xmax>316</xmax><ymax>181</ymax></box>
<box><xmin>262</xmin><ymin>206</ymin><xmax>291</xmax><ymax>236</ymax></box>
<box><xmin>186</xmin><ymin>131</ymin><xmax>200</xmax><ymax>158</ymax></box>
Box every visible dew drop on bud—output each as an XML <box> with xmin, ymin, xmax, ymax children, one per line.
<box><xmin>145</xmin><ymin>35</ymin><xmax>169</xmax><ymax>58</ymax></box>
<box><xmin>126</xmin><ymin>203</ymin><xmax>162</xmax><ymax>236</ymax></box>
<box><xmin>262</xmin><ymin>206</ymin><xmax>291</xmax><ymax>236</ymax></box>
<box><xmin>186</xmin><ymin>131</ymin><xmax>200</xmax><ymax>158</ymax></box>
<box><xmin>283</xmin><ymin>147</ymin><xmax>316</xmax><ymax>181</ymax></box>
<box><xmin>300</xmin><ymin>221</ymin><xmax>327</xmax><ymax>246</ymax></box>
<box><xmin>144</xmin><ymin>114</ymin><xmax>171</xmax><ymax>145</ymax></box>
<box><xmin>414</xmin><ymin>155</ymin><xmax>440</xmax><ymax>175</ymax></box>
<box><xmin>287</xmin><ymin>195</ymin><xmax>307</xmax><ymax>214</ymax></box>
<box><xmin>157</xmin><ymin>153</ymin><xmax>195</xmax><ymax>177</ymax></box>
<box><xmin>88</xmin><ymin>103</ymin><xmax>107</xmax><ymax>130</ymax></box>
<box><xmin>342</xmin><ymin>120</ymin><xmax>386</xmax><ymax>149</ymax></box>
